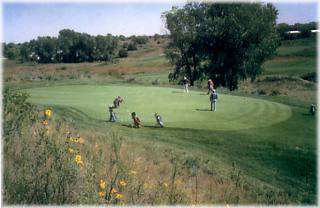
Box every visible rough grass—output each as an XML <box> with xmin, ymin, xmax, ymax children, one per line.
<box><xmin>262</xmin><ymin>57</ymin><xmax>316</xmax><ymax>76</ymax></box>
<box><xmin>263</xmin><ymin>37</ymin><xmax>317</xmax><ymax>76</ymax></box>
<box><xmin>277</xmin><ymin>36</ymin><xmax>316</xmax><ymax>57</ymax></box>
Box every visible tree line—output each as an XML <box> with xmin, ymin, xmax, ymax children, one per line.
<box><xmin>3</xmin><ymin>29</ymin><xmax>149</xmax><ymax>63</ymax></box>
<box><xmin>276</xmin><ymin>22</ymin><xmax>317</xmax><ymax>40</ymax></box>
<box><xmin>163</xmin><ymin>2</ymin><xmax>281</xmax><ymax>90</ymax></box>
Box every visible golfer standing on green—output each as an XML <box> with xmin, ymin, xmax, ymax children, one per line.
<box><xmin>210</xmin><ymin>87</ymin><xmax>218</xmax><ymax>111</ymax></box>
<box><xmin>183</xmin><ymin>76</ymin><xmax>189</xmax><ymax>93</ymax></box>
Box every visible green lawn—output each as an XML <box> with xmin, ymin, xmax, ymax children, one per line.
<box><xmin>26</xmin><ymin>85</ymin><xmax>292</xmax><ymax>131</ymax></box>
<box><xmin>25</xmin><ymin>84</ymin><xmax>317</xmax><ymax>203</ymax></box>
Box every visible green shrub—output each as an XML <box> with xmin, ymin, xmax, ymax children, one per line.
<box><xmin>118</xmin><ymin>49</ymin><xmax>128</xmax><ymax>58</ymax></box>
<box><xmin>126</xmin><ymin>78</ymin><xmax>136</xmax><ymax>83</ymax></box>
<box><xmin>301</xmin><ymin>72</ymin><xmax>317</xmax><ymax>82</ymax></box>
<box><xmin>127</xmin><ymin>42</ymin><xmax>137</xmax><ymax>51</ymax></box>
<box><xmin>130</xmin><ymin>36</ymin><xmax>148</xmax><ymax>45</ymax></box>
<box><xmin>151</xmin><ymin>79</ymin><xmax>160</xmax><ymax>85</ymax></box>
<box><xmin>270</xmin><ymin>90</ymin><xmax>280</xmax><ymax>96</ymax></box>
<box><xmin>56</xmin><ymin>66</ymin><xmax>67</xmax><ymax>71</ymax></box>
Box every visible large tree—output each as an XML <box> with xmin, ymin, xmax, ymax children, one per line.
<box><xmin>3</xmin><ymin>43</ymin><xmax>20</xmax><ymax>60</ymax></box>
<box><xmin>164</xmin><ymin>2</ymin><xmax>280</xmax><ymax>90</ymax></box>
<box><xmin>34</xmin><ymin>36</ymin><xmax>58</xmax><ymax>63</ymax></box>
<box><xmin>163</xmin><ymin>3</ymin><xmax>205</xmax><ymax>86</ymax></box>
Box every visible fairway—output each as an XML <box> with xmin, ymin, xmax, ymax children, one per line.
<box><xmin>26</xmin><ymin>85</ymin><xmax>292</xmax><ymax>131</ymax></box>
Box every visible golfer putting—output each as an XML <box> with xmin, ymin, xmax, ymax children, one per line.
<box><xmin>113</xmin><ymin>96</ymin><xmax>124</xmax><ymax>108</ymax></box>
<box><xmin>154</xmin><ymin>113</ymin><xmax>164</xmax><ymax>128</ymax></box>
<box><xmin>108</xmin><ymin>106</ymin><xmax>117</xmax><ymax>122</ymax></box>
<box><xmin>209</xmin><ymin>88</ymin><xmax>218</xmax><ymax>111</ymax></box>
<box><xmin>131</xmin><ymin>112</ymin><xmax>143</xmax><ymax>128</ymax></box>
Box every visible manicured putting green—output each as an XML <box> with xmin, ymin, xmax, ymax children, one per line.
<box><xmin>26</xmin><ymin>85</ymin><xmax>292</xmax><ymax>131</ymax></box>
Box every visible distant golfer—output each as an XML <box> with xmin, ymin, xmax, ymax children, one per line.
<box><xmin>113</xmin><ymin>96</ymin><xmax>124</xmax><ymax>108</ymax></box>
<box><xmin>182</xmin><ymin>77</ymin><xmax>189</xmax><ymax>93</ymax></box>
<box><xmin>207</xmin><ymin>79</ymin><xmax>214</xmax><ymax>94</ymax></box>
<box><xmin>154</xmin><ymin>113</ymin><xmax>164</xmax><ymax>128</ymax></box>
<box><xmin>210</xmin><ymin>88</ymin><xmax>218</xmax><ymax>111</ymax></box>
<box><xmin>131</xmin><ymin>112</ymin><xmax>143</xmax><ymax>128</ymax></box>
<box><xmin>108</xmin><ymin>106</ymin><xmax>117</xmax><ymax>122</ymax></box>
<box><xmin>310</xmin><ymin>104</ymin><xmax>316</xmax><ymax>115</ymax></box>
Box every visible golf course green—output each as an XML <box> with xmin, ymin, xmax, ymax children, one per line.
<box><xmin>26</xmin><ymin>85</ymin><xmax>292</xmax><ymax>131</ymax></box>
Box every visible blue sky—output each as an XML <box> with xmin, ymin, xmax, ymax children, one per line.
<box><xmin>3</xmin><ymin>2</ymin><xmax>319</xmax><ymax>43</ymax></box>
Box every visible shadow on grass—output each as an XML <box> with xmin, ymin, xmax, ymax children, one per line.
<box><xmin>121</xmin><ymin>124</ymin><xmax>161</xmax><ymax>129</ymax></box>
<box><xmin>196</xmin><ymin>108</ymin><xmax>211</xmax><ymax>112</ymax></box>
<box><xmin>301</xmin><ymin>113</ymin><xmax>316</xmax><ymax>118</ymax></box>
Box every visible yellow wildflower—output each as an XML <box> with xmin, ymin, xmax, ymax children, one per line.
<box><xmin>42</xmin><ymin>120</ymin><xmax>48</xmax><ymax>126</ymax></box>
<box><xmin>69</xmin><ymin>137</ymin><xmax>81</xmax><ymax>143</ymax></box>
<box><xmin>68</xmin><ymin>148</ymin><xmax>74</xmax><ymax>153</ymax></box>
<box><xmin>163</xmin><ymin>182</ymin><xmax>168</xmax><ymax>188</ymax></box>
<box><xmin>98</xmin><ymin>191</ymin><xmax>105</xmax><ymax>198</ymax></box>
<box><xmin>45</xmin><ymin>109</ymin><xmax>52</xmax><ymax>117</ymax></box>
<box><xmin>75</xmin><ymin>155</ymin><xmax>83</xmax><ymax>166</ymax></box>
<box><xmin>119</xmin><ymin>179</ymin><xmax>126</xmax><ymax>186</ymax></box>
<box><xmin>115</xmin><ymin>193</ymin><xmax>124</xmax><ymax>199</ymax></box>
<box><xmin>75</xmin><ymin>155</ymin><xmax>82</xmax><ymax>162</ymax></box>
<box><xmin>110</xmin><ymin>188</ymin><xmax>117</xmax><ymax>194</ymax></box>
<box><xmin>99</xmin><ymin>179</ymin><xmax>106</xmax><ymax>189</ymax></box>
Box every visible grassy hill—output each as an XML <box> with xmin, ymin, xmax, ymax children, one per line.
<box><xmin>3</xmin><ymin>36</ymin><xmax>317</xmax><ymax>205</ymax></box>
<box><xmin>262</xmin><ymin>37</ymin><xmax>316</xmax><ymax>76</ymax></box>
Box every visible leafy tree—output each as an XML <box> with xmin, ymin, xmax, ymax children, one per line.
<box><xmin>130</xmin><ymin>35</ymin><xmax>148</xmax><ymax>45</ymax></box>
<box><xmin>118</xmin><ymin>35</ymin><xmax>126</xmax><ymax>41</ymax></box>
<box><xmin>127</xmin><ymin>41</ymin><xmax>137</xmax><ymax>51</ymax></box>
<box><xmin>34</xmin><ymin>37</ymin><xmax>58</xmax><ymax>63</ymax></box>
<box><xmin>2</xmin><ymin>29</ymin><xmax>120</xmax><ymax>64</ymax></box>
<box><xmin>163</xmin><ymin>3</ymin><xmax>205</xmax><ymax>86</ymax></box>
<box><xmin>57</xmin><ymin>29</ymin><xmax>118</xmax><ymax>63</ymax></box>
<box><xmin>3</xmin><ymin>43</ymin><xmax>20</xmax><ymax>60</ymax></box>
<box><xmin>76</xmin><ymin>33</ymin><xmax>96</xmax><ymax>62</ymax></box>
<box><xmin>58</xmin><ymin>29</ymin><xmax>80</xmax><ymax>63</ymax></box>
<box><xmin>164</xmin><ymin>2</ymin><xmax>280</xmax><ymax>90</ymax></box>
<box><xmin>277</xmin><ymin>22</ymin><xmax>317</xmax><ymax>40</ymax></box>
<box><xmin>153</xmin><ymin>33</ymin><xmax>161</xmax><ymax>41</ymax></box>
<box><xmin>93</xmin><ymin>35</ymin><xmax>118</xmax><ymax>61</ymax></box>
<box><xmin>19</xmin><ymin>41</ymin><xmax>37</xmax><ymax>63</ymax></box>
<box><xmin>276</xmin><ymin>23</ymin><xmax>291</xmax><ymax>40</ymax></box>
<box><xmin>295</xmin><ymin>22</ymin><xmax>317</xmax><ymax>38</ymax></box>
